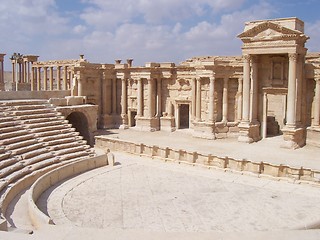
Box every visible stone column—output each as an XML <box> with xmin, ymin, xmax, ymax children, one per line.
<box><xmin>12</xmin><ymin>62</ymin><xmax>15</xmax><ymax>83</ymax></box>
<box><xmin>148</xmin><ymin>78</ymin><xmax>155</xmax><ymax>118</ymax></box>
<box><xmin>43</xmin><ymin>67</ymin><xmax>48</xmax><ymax>90</ymax></box>
<box><xmin>78</xmin><ymin>77</ymin><xmax>83</xmax><ymax>96</ymax></box>
<box><xmin>112</xmin><ymin>78</ymin><xmax>117</xmax><ymax>115</ymax></box>
<box><xmin>313</xmin><ymin>78</ymin><xmax>320</xmax><ymax>126</ymax></box>
<box><xmin>250</xmin><ymin>56</ymin><xmax>259</xmax><ymax>122</ymax></box>
<box><xmin>262</xmin><ymin>92</ymin><xmax>268</xmax><ymax>139</ymax></box>
<box><xmin>222</xmin><ymin>77</ymin><xmax>229</xmax><ymax>123</ymax></box>
<box><xmin>237</xmin><ymin>77</ymin><xmax>243</xmax><ymax>121</ymax></box>
<box><xmin>208</xmin><ymin>76</ymin><xmax>215</xmax><ymax>123</ymax></box>
<box><xmin>196</xmin><ymin>77</ymin><xmax>201</xmax><ymax>121</ymax></box>
<box><xmin>192</xmin><ymin>78</ymin><xmax>196</xmax><ymax>120</ymax></box>
<box><xmin>31</xmin><ymin>66</ymin><xmax>35</xmax><ymax>91</ymax></box>
<box><xmin>286</xmin><ymin>53</ymin><xmax>297</xmax><ymax>127</ymax></box>
<box><xmin>24</xmin><ymin>61</ymin><xmax>28</xmax><ymax>83</ymax></box>
<box><xmin>56</xmin><ymin>66</ymin><xmax>61</xmax><ymax>90</ymax></box>
<box><xmin>63</xmin><ymin>66</ymin><xmax>68</xmax><ymax>90</ymax></box>
<box><xmin>242</xmin><ymin>54</ymin><xmax>251</xmax><ymax>122</ymax></box>
<box><xmin>49</xmin><ymin>67</ymin><xmax>54</xmax><ymax>90</ymax></box>
<box><xmin>0</xmin><ymin>59</ymin><xmax>4</xmax><ymax>91</ymax></box>
<box><xmin>37</xmin><ymin>67</ymin><xmax>41</xmax><ymax>91</ymax></box>
<box><xmin>137</xmin><ymin>78</ymin><xmax>143</xmax><ymax>117</ymax></box>
<box><xmin>156</xmin><ymin>78</ymin><xmax>162</xmax><ymax>117</ymax></box>
<box><xmin>121</xmin><ymin>78</ymin><xmax>127</xmax><ymax>115</ymax></box>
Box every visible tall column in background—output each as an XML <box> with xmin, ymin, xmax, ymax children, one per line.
<box><xmin>222</xmin><ymin>77</ymin><xmax>229</xmax><ymax>123</ymax></box>
<box><xmin>112</xmin><ymin>78</ymin><xmax>117</xmax><ymax>115</ymax></box>
<box><xmin>43</xmin><ymin>67</ymin><xmax>48</xmax><ymax>90</ymax></box>
<box><xmin>56</xmin><ymin>66</ymin><xmax>61</xmax><ymax>90</ymax></box>
<box><xmin>37</xmin><ymin>67</ymin><xmax>41</xmax><ymax>91</ymax></box>
<box><xmin>49</xmin><ymin>66</ymin><xmax>54</xmax><ymax>90</ymax></box>
<box><xmin>250</xmin><ymin>56</ymin><xmax>259</xmax><ymax>123</ymax></box>
<box><xmin>313</xmin><ymin>78</ymin><xmax>320</xmax><ymax>127</ymax></box>
<box><xmin>156</xmin><ymin>78</ymin><xmax>162</xmax><ymax>117</ymax></box>
<box><xmin>286</xmin><ymin>53</ymin><xmax>297</xmax><ymax>127</ymax></box>
<box><xmin>208</xmin><ymin>76</ymin><xmax>215</xmax><ymax>123</ymax></box>
<box><xmin>196</xmin><ymin>77</ymin><xmax>201</xmax><ymax>121</ymax></box>
<box><xmin>147</xmin><ymin>78</ymin><xmax>155</xmax><ymax>118</ymax></box>
<box><xmin>137</xmin><ymin>78</ymin><xmax>143</xmax><ymax>117</ymax></box>
<box><xmin>242</xmin><ymin>54</ymin><xmax>251</xmax><ymax>122</ymax></box>
<box><xmin>237</xmin><ymin>77</ymin><xmax>243</xmax><ymax>121</ymax></box>
<box><xmin>63</xmin><ymin>66</ymin><xmax>68</xmax><ymax>90</ymax></box>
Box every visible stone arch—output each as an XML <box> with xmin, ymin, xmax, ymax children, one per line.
<box><xmin>66</xmin><ymin>111</ymin><xmax>91</xmax><ymax>146</ymax></box>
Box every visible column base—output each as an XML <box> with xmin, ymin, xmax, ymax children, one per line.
<box><xmin>237</xmin><ymin>121</ymin><xmax>261</xmax><ymax>143</ymax></box>
<box><xmin>192</xmin><ymin>122</ymin><xmax>216</xmax><ymax>140</ymax></box>
<box><xmin>281</xmin><ymin>126</ymin><xmax>305</xmax><ymax>149</ymax></box>
<box><xmin>160</xmin><ymin>116</ymin><xmax>176</xmax><ymax>132</ymax></box>
<box><xmin>306</xmin><ymin>126</ymin><xmax>320</xmax><ymax>147</ymax></box>
<box><xmin>135</xmin><ymin>117</ymin><xmax>159</xmax><ymax>132</ymax></box>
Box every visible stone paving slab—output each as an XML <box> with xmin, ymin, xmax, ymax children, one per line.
<box><xmin>38</xmin><ymin>152</ymin><xmax>320</xmax><ymax>233</ymax></box>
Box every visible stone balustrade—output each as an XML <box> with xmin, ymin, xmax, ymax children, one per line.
<box><xmin>95</xmin><ymin>136</ymin><xmax>320</xmax><ymax>184</ymax></box>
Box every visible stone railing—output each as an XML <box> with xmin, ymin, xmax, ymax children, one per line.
<box><xmin>95</xmin><ymin>136</ymin><xmax>320</xmax><ymax>184</ymax></box>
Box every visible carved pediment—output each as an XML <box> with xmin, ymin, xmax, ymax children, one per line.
<box><xmin>238</xmin><ymin>21</ymin><xmax>308</xmax><ymax>43</ymax></box>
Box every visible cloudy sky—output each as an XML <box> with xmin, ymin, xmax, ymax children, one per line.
<box><xmin>0</xmin><ymin>0</ymin><xmax>319</xmax><ymax>69</ymax></box>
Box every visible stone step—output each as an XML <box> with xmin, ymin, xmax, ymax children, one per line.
<box><xmin>0</xmin><ymin>116</ymin><xmax>14</xmax><ymax>123</ymax></box>
<box><xmin>25</xmin><ymin>120</ymin><xmax>69</xmax><ymax>129</ymax></box>
<box><xmin>0</xmin><ymin>129</ymin><xmax>30</xmax><ymax>139</ymax></box>
<box><xmin>44</xmin><ymin>136</ymin><xmax>83</xmax><ymax>146</ymax></box>
<box><xmin>11</xmin><ymin>143</ymin><xmax>44</xmax><ymax>156</ymax></box>
<box><xmin>29</xmin><ymin>157</ymin><xmax>61</xmax><ymax>171</ymax></box>
<box><xmin>13</xmin><ymin>104</ymin><xmax>51</xmax><ymax>111</ymax></box>
<box><xmin>0</xmin><ymin>157</ymin><xmax>17</xmax><ymax>169</ymax></box>
<box><xmin>0</xmin><ymin>152</ymin><xmax>13</xmax><ymax>161</ymax></box>
<box><xmin>29</xmin><ymin>124</ymin><xmax>72</xmax><ymax>133</ymax></box>
<box><xmin>21</xmin><ymin>147</ymin><xmax>49</xmax><ymax>160</ymax></box>
<box><xmin>48</xmin><ymin>141</ymin><xmax>88</xmax><ymax>151</ymax></box>
<box><xmin>35</xmin><ymin>128</ymin><xmax>76</xmax><ymax>138</ymax></box>
<box><xmin>23</xmin><ymin>152</ymin><xmax>56</xmax><ymax>166</ymax></box>
<box><xmin>2</xmin><ymin>100</ymin><xmax>49</xmax><ymax>106</ymax></box>
<box><xmin>12</xmin><ymin>108</ymin><xmax>56</xmax><ymax>116</ymax></box>
<box><xmin>53</xmin><ymin>145</ymin><xmax>91</xmax><ymax>156</ymax></box>
<box><xmin>5</xmin><ymin>139</ymin><xmax>39</xmax><ymax>151</ymax></box>
<box><xmin>59</xmin><ymin>151</ymin><xmax>91</xmax><ymax>162</ymax></box>
<box><xmin>0</xmin><ymin>133</ymin><xmax>35</xmax><ymax>145</ymax></box>
<box><xmin>0</xmin><ymin>121</ymin><xmax>17</xmax><ymax>128</ymax></box>
<box><xmin>3</xmin><ymin>166</ymin><xmax>32</xmax><ymax>184</ymax></box>
<box><xmin>16</xmin><ymin>112</ymin><xmax>60</xmax><ymax>120</ymax></box>
<box><xmin>21</xmin><ymin>116</ymin><xmax>65</xmax><ymax>124</ymax></box>
<box><xmin>0</xmin><ymin>162</ymin><xmax>24</xmax><ymax>178</ymax></box>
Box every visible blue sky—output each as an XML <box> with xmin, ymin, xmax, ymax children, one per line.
<box><xmin>0</xmin><ymin>0</ymin><xmax>319</xmax><ymax>70</ymax></box>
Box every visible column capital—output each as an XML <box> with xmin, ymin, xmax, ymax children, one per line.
<box><xmin>288</xmin><ymin>53</ymin><xmax>298</xmax><ymax>62</ymax></box>
<box><xmin>243</xmin><ymin>54</ymin><xmax>251</xmax><ymax>62</ymax></box>
<box><xmin>314</xmin><ymin>77</ymin><xmax>320</xmax><ymax>83</ymax></box>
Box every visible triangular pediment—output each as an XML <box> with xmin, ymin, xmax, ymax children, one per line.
<box><xmin>238</xmin><ymin>21</ymin><xmax>307</xmax><ymax>42</ymax></box>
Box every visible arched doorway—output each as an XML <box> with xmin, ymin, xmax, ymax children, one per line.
<box><xmin>66</xmin><ymin>112</ymin><xmax>91</xmax><ymax>146</ymax></box>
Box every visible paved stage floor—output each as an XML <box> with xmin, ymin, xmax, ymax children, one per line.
<box><xmin>38</xmin><ymin>152</ymin><xmax>320</xmax><ymax>232</ymax></box>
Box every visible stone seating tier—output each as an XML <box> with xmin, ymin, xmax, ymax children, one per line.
<box><xmin>0</xmin><ymin>100</ymin><xmax>96</xmax><ymax>223</ymax></box>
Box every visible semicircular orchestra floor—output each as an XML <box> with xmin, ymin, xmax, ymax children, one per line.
<box><xmin>37</xmin><ymin>152</ymin><xmax>320</xmax><ymax>232</ymax></box>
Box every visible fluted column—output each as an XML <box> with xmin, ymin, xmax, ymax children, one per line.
<box><xmin>56</xmin><ymin>66</ymin><xmax>61</xmax><ymax>90</ymax></box>
<box><xmin>222</xmin><ymin>77</ymin><xmax>229</xmax><ymax>123</ymax></box>
<box><xmin>286</xmin><ymin>53</ymin><xmax>297</xmax><ymax>127</ymax></box>
<box><xmin>137</xmin><ymin>78</ymin><xmax>143</xmax><ymax>117</ymax></box>
<box><xmin>12</xmin><ymin>62</ymin><xmax>15</xmax><ymax>83</ymax></box>
<box><xmin>49</xmin><ymin>67</ymin><xmax>54</xmax><ymax>90</ymax></box>
<box><xmin>237</xmin><ymin>77</ymin><xmax>243</xmax><ymax>121</ymax></box>
<box><xmin>121</xmin><ymin>78</ymin><xmax>127</xmax><ymax>115</ymax></box>
<box><xmin>112</xmin><ymin>78</ymin><xmax>117</xmax><ymax>115</ymax></box>
<box><xmin>37</xmin><ymin>67</ymin><xmax>41</xmax><ymax>91</ymax></box>
<box><xmin>148</xmin><ymin>78</ymin><xmax>155</xmax><ymax>118</ymax></box>
<box><xmin>63</xmin><ymin>66</ymin><xmax>68</xmax><ymax>90</ymax></box>
<box><xmin>192</xmin><ymin>78</ymin><xmax>196</xmax><ymax>120</ymax></box>
<box><xmin>250</xmin><ymin>56</ymin><xmax>259</xmax><ymax>122</ymax></box>
<box><xmin>43</xmin><ymin>67</ymin><xmax>48</xmax><ymax>90</ymax></box>
<box><xmin>313</xmin><ymin>78</ymin><xmax>320</xmax><ymax>126</ymax></box>
<box><xmin>242</xmin><ymin>54</ymin><xmax>251</xmax><ymax>122</ymax></box>
<box><xmin>31</xmin><ymin>66</ymin><xmax>35</xmax><ymax>91</ymax></box>
<box><xmin>208</xmin><ymin>76</ymin><xmax>215</xmax><ymax>123</ymax></box>
<box><xmin>196</xmin><ymin>77</ymin><xmax>201</xmax><ymax>121</ymax></box>
<box><xmin>156</xmin><ymin>78</ymin><xmax>162</xmax><ymax>117</ymax></box>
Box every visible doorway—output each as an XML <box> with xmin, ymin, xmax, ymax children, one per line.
<box><xmin>179</xmin><ymin>104</ymin><xmax>189</xmax><ymax>129</ymax></box>
<box><xmin>129</xmin><ymin>110</ymin><xmax>137</xmax><ymax>127</ymax></box>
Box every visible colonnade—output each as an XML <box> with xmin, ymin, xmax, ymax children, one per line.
<box><xmin>31</xmin><ymin>65</ymin><xmax>73</xmax><ymax>91</ymax></box>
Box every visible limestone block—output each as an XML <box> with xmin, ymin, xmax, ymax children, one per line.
<box><xmin>242</xmin><ymin>161</ymin><xmax>261</xmax><ymax>174</ymax></box>
<box><xmin>210</xmin><ymin>156</ymin><xmax>226</xmax><ymax>168</ymax></box>
<box><xmin>49</xmin><ymin>98</ymin><xmax>67</xmax><ymax>106</ymax></box>
<box><xmin>227</xmin><ymin>158</ymin><xmax>243</xmax><ymax>171</ymax></box>
<box><xmin>65</xmin><ymin>96</ymin><xmax>85</xmax><ymax>106</ymax></box>
<box><xmin>262</xmin><ymin>162</ymin><xmax>279</xmax><ymax>177</ymax></box>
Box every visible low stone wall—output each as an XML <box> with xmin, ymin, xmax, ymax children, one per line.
<box><xmin>28</xmin><ymin>154</ymin><xmax>108</xmax><ymax>229</ymax></box>
<box><xmin>95</xmin><ymin>136</ymin><xmax>320</xmax><ymax>184</ymax></box>
<box><xmin>0</xmin><ymin>90</ymin><xmax>70</xmax><ymax>100</ymax></box>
